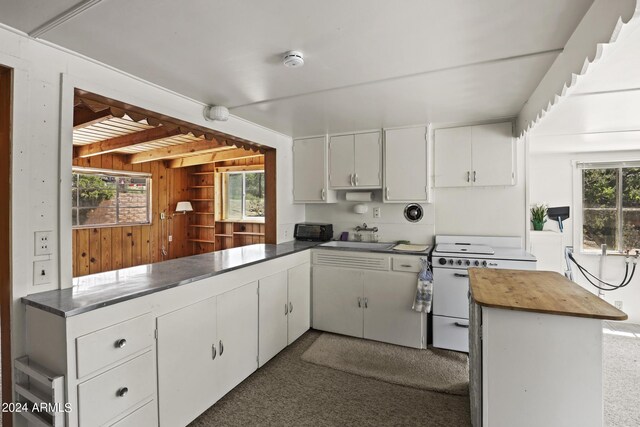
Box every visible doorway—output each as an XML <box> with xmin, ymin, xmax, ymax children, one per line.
<box><xmin>0</xmin><ymin>65</ymin><xmax>12</xmax><ymax>427</ymax></box>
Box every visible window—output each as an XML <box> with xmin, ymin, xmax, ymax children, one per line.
<box><xmin>72</xmin><ymin>167</ymin><xmax>151</xmax><ymax>228</ymax></box>
<box><xmin>224</xmin><ymin>171</ymin><xmax>265</xmax><ymax>220</ymax></box>
<box><xmin>580</xmin><ymin>162</ymin><xmax>640</xmax><ymax>253</ymax></box>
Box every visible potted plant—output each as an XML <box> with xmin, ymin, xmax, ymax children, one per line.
<box><xmin>531</xmin><ymin>203</ymin><xmax>547</xmax><ymax>231</ymax></box>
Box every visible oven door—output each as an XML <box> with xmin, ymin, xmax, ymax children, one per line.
<box><xmin>432</xmin><ymin>267</ymin><xmax>470</xmax><ymax>319</ymax></box>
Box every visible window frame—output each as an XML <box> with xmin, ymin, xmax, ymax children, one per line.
<box><xmin>224</xmin><ymin>170</ymin><xmax>265</xmax><ymax>221</ymax></box>
<box><xmin>72</xmin><ymin>167</ymin><xmax>152</xmax><ymax>229</ymax></box>
<box><xmin>574</xmin><ymin>160</ymin><xmax>640</xmax><ymax>254</ymax></box>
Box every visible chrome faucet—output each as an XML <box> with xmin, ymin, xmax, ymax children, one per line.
<box><xmin>355</xmin><ymin>223</ymin><xmax>378</xmax><ymax>233</ymax></box>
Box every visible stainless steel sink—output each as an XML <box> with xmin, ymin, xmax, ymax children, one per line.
<box><xmin>319</xmin><ymin>241</ymin><xmax>395</xmax><ymax>250</ymax></box>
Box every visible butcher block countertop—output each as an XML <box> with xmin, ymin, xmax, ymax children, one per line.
<box><xmin>468</xmin><ymin>268</ymin><xmax>628</xmax><ymax>320</ymax></box>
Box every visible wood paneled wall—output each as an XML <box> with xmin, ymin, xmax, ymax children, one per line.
<box><xmin>72</xmin><ymin>153</ymin><xmax>192</xmax><ymax>277</ymax></box>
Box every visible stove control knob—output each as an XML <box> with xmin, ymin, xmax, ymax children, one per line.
<box><xmin>438</xmin><ymin>258</ymin><xmax>447</xmax><ymax>265</ymax></box>
<box><xmin>456</xmin><ymin>260</ymin><xmax>462</xmax><ymax>265</ymax></box>
<box><xmin>482</xmin><ymin>261</ymin><xmax>488</xmax><ymax>267</ymax></box>
<box><xmin>474</xmin><ymin>260</ymin><xmax>480</xmax><ymax>266</ymax></box>
<box><xmin>448</xmin><ymin>259</ymin><xmax>454</xmax><ymax>265</ymax></box>
<box><xmin>465</xmin><ymin>260</ymin><xmax>471</xmax><ymax>266</ymax></box>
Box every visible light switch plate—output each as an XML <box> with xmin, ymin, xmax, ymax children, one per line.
<box><xmin>34</xmin><ymin>231</ymin><xmax>53</xmax><ymax>256</ymax></box>
<box><xmin>33</xmin><ymin>260</ymin><xmax>52</xmax><ymax>286</ymax></box>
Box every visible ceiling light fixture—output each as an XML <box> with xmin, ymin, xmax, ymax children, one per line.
<box><xmin>203</xmin><ymin>105</ymin><xmax>230</xmax><ymax>122</ymax></box>
<box><xmin>283</xmin><ymin>51</ymin><xmax>304</xmax><ymax>68</ymax></box>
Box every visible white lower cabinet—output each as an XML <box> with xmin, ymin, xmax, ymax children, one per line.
<box><xmin>312</xmin><ymin>251</ymin><xmax>426</xmax><ymax>349</ymax></box>
<box><xmin>312</xmin><ymin>266</ymin><xmax>364</xmax><ymax>337</ymax></box>
<box><xmin>157</xmin><ymin>281</ymin><xmax>259</xmax><ymax>426</ymax></box>
<box><xmin>217</xmin><ymin>282</ymin><xmax>259</xmax><ymax>394</ymax></box>
<box><xmin>259</xmin><ymin>263</ymin><xmax>312</xmax><ymax>366</ymax></box>
<box><xmin>258</xmin><ymin>271</ymin><xmax>289</xmax><ymax>366</ymax></box>
<box><xmin>157</xmin><ymin>296</ymin><xmax>219</xmax><ymax>427</ymax></box>
<box><xmin>287</xmin><ymin>262</ymin><xmax>311</xmax><ymax>344</ymax></box>
<box><xmin>363</xmin><ymin>271</ymin><xmax>425</xmax><ymax>347</ymax></box>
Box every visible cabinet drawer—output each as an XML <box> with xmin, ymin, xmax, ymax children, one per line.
<box><xmin>392</xmin><ymin>257</ymin><xmax>422</xmax><ymax>273</ymax></box>
<box><xmin>78</xmin><ymin>351</ymin><xmax>155</xmax><ymax>426</ymax></box>
<box><xmin>432</xmin><ymin>315</ymin><xmax>469</xmax><ymax>353</ymax></box>
<box><xmin>76</xmin><ymin>313</ymin><xmax>153</xmax><ymax>378</ymax></box>
<box><xmin>111</xmin><ymin>400</ymin><xmax>157</xmax><ymax>427</ymax></box>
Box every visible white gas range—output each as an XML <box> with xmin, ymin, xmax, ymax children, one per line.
<box><xmin>431</xmin><ymin>235</ymin><xmax>537</xmax><ymax>353</ymax></box>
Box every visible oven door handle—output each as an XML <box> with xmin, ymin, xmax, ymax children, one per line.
<box><xmin>454</xmin><ymin>272</ymin><xmax>469</xmax><ymax>278</ymax></box>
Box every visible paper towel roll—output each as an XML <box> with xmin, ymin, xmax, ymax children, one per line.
<box><xmin>345</xmin><ymin>192</ymin><xmax>373</xmax><ymax>202</ymax></box>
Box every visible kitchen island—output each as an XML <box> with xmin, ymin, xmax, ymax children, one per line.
<box><xmin>20</xmin><ymin>241</ymin><xmax>318</xmax><ymax>427</ymax></box>
<box><xmin>468</xmin><ymin>269</ymin><xmax>627</xmax><ymax>427</ymax></box>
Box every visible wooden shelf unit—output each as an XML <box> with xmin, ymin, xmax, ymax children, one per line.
<box><xmin>188</xmin><ymin>166</ymin><xmax>216</xmax><ymax>253</ymax></box>
<box><xmin>213</xmin><ymin>221</ymin><xmax>265</xmax><ymax>250</ymax></box>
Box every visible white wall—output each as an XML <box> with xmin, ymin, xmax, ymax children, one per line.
<box><xmin>434</xmin><ymin>138</ymin><xmax>526</xmax><ymax>237</ymax></box>
<box><xmin>529</xmin><ymin>147</ymin><xmax>640</xmax><ymax>323</ymax></box>
<box><xmin>0</xmin><ymin>24</ymin><xmax>304</xmax><ymax>381</ymax></box>
<box><xmin>305</xmin><ymin>194</ymin><xmax>435</xmax><ymax>244</ymax></box>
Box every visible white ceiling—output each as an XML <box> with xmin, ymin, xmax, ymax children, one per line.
<box><xmin>0</xmin><ymin>0</ymin><xmax>595</xmax><ymax>137</ymax></box>
<box><xmin>530</xmin><ymin>18</ymin><xmax>640</xmax><ymax>152</ymax></box>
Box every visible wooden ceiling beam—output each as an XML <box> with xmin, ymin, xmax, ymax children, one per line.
<box><xmin>166</xmin><ymin>148</ymin><xmax>262</xmax><ymax>169</ymax></box>
<box><xmin>73</xmin><ymin>108</ymin><xmax>112</xmax><ymax>129</ymax></box>
<box><xmin>126</xmin><ymin>137</ymin><xmax>228</xmax><ymax>164</ymax></box>
<box><xmin>75</xmin><ymin>89</ymin><xmax>272</xmax><ymax>153</ymax></box>
<box><xmin>75</xmin><ymin>126</ymin><xmax>181</xmax><ymax>158</ymax></box>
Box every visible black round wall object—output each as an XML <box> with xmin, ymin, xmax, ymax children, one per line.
<box><xmin>404</xmin><ymin>203</ymin><xmax>423</xmax><ymax>223</ymax></box>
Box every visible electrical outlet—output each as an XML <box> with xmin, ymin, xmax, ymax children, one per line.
<box><xmin>615</xmin><ymin>301</ymin><xmax>623</xmax><ymax>310</ymax></box>
<box><xmin>373</xmin><ymin>207</ymin><xmax>381</xmax><ymax>218</ymax></box>
<box><xmin>33</xmin><ymin>260</ymin><xmax>52</xmax><ymax>286</ymax></box>
<box><xmin>168</xmin><ymin>235</ymin><xmax>173</xmax><ymax>242</ymax></box>
<box><xmin>34</xmin><ymin>231</ymin><xmax>52</xmax><ymax>256</ymax></box>
<box><xmin>284</xmin><ymin>229</ymin><xmax>289</xmax><ymax>238</ymax></box>
<box><xmin>160</xmin><ymin>212</ymin><xmax>166</xmax><ymax>220</ymax></box>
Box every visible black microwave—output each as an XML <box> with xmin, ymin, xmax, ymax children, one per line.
<box><xmin>294</xmin><ymin>223</ymin><xmax>333</xmax><ymax>242</ymax></box>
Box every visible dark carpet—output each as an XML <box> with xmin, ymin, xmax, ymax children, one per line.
<box><xmin>190</xmin><ymin>330</ymin><xmax>471</xmax><ymax>426</ymax></box>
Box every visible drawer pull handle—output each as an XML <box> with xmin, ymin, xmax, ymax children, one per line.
<box><xmin>289</xmin><ymin>302</ymin><xmax>293</xmax><ymax>313</ymax></box>
<box><xmin>454</xmin><ymin>273</ymin><xmax>469</xmax><ymax>278</ymax></box>
<box><xmin>116</xmin><ymin>387</ymin><xmax>128</xmax><ymax>397</ymax></box>
<box><xmin>454</xmin><ymin>322</ymin><xmax>469</xmax><ymax>329</ymax></box>
<box><xmin>219</xmin><ymin>340</ymin><xmax>224</xmax><ymax>356</ymax></box>
<box><xmin>400</xmin><ymin>264</ymin><xmax>412</xmax><ymax>268</ymax></box>
<box><xmin>114</xmin><ymin>338</ymin><xmax>127</xmax><ymax>349</ymax></box>
<box><xmin>357</xmin><ymin>297</ymin><xmax>362</xmax><ymax>308</ymax></box>
<box><xmin>212</xmin><ymin>344</ymin><xmax>217</xmax><ymax>360</ymax></box>
<box><xmin>285</xmin><ymin>303</ymin><xmax>288</xmax><ymax>315</ymax></box>
<box><xmin>364</xmin><ymin>297</ymin><xmax>368</xmax><ymax>309</ymax></box>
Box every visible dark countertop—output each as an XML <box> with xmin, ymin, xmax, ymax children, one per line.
<box><xmin>469</xmin><ymin>268</ymin><xmax>628</xmax><ymax>320</ymax></box>
<box><xmin>22</xmin><ymin>241</ymin><xmax>319</xmax><ymax>318</ymax></box>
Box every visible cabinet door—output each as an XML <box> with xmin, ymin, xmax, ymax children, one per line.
<box><xmin>312</xmin><ymin>266</ymin><xmax>363</xmax><ymax>338</ymax></box>
<box><xmin>354</xmin><ymin>132</ymin><xmax>381</xmax><ymax>188</ymax></box>
<box><xmin>287</xmin><ymin>263</ymin><xmax>311</xmax><ymax>345</ymax></box>
<box><xmin>258</xmin><ymin>271</ymin><xmax>288</xmax><ymax>367</ymax></box>
<box><xmin>363</xmin><ymin>271</ymin><xmax>424</xmax><ymax>348</ymax></box>
<box><xmin>434</xmin><ymin>126</ymin><xmax>473</xmax><ymax>187</ymax></box>
<box><xmin>384</xmin><ymin>127</ymin><xmax>429</xmax><ymax>201</ymax></box>
<box><xmin>293</xmin><ymin>137</ymin><xmax>327</xmax><ymax>201</ymax></box>
<box><xmin>471</xmin><ymin>122</ymin><xmax>514</xmax><ymax>186</ymax></box>
<box><xmin>217</xmin><ymin>281</ymin><xmax>258</xmax><ymax>396</ymax></box>
<box><xmin>157</xmin><ymin>297</ymin><xmax>218</xmax><ymax>427</ymax></box>
<box><xmin>329</xmin><ymin>134</ymin><xmax>355</xmax><ymax>188</ymax></box>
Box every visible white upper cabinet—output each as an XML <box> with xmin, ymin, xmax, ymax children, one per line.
<box><xmin>383</xmin><ymin>126</ymin><xmax>429</xmax><ymax>203</ymax></box>
<box><xmin>293</xmin><ymin>136</ymin><xmax>336</xmax><ymax>203</ymax></box>
<box><xmin>433</xmin><ymin>126</ymin><xmax>473</xmax><ymax>188</ymax></box>
<box><xmin>329</xmin><ymin>131</ymin><xmax>381</xmax><ymax>189</ymax></box>
<box><xmin>434</xmin><ymin>121</ymin><xmax>515</xmax><ymax>188</ymax></box>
